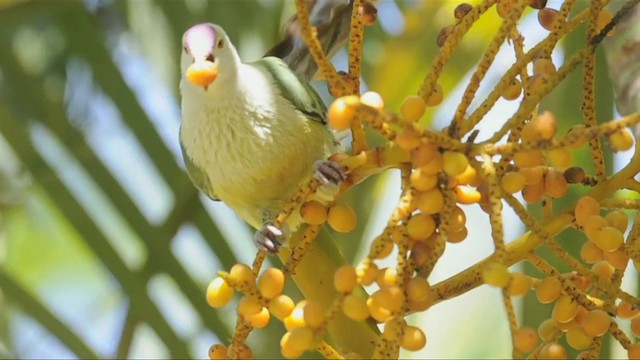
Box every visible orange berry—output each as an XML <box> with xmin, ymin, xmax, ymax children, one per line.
<box><xmin>396</xmin><ymin>126</ymin><xmax>422</xmax><ymax>151</ymax></box>
<box><xmin>632</xmin><ymin>317</ymin><xmax>640</xmax><ymax>337</ymax></box>
<box><xmin>547</xmin><ymin>148</ymin><xmax>572</xmax><ymax>170</ymax></box>
<box><xmin>536</xmin><ymin>276</ymin><xmax>562</xmax><ymax>304</ymax></box>
<box><xmin>580</xmin><ymin>241</ymin><xmax>603</xmax><ymax>264</ymax></box>
<box><xmin>533</xmin><ymin>58</ymin><xmax>557</xmax><ymax>76</ymax></box>
<box><xmin>575</xmin><ymin>196</ymin><xmax>600</xmax><ymax>227</ymax></box>
<box><xmin>513</xmin><ymin>327</ymin><xmax>538</xmax><ymax>353</ymax></box>
<box><xmin>522</xmin><ymin>181</ymin><xmax>545</xmax><ymax>203</ymax></box>
<box><xmin>519</xmin><ymin>166</ymin><xmax>544</xmax><ymax>185</ymax></box>
<box><xmin>514</xmin><ymin>150</ymin><xmax>545</xmax><ymax>168</ymax></box>
<box><xmin>246</xmin><ymin>306</ymin><xmax>270</xmax><ymax>328</ymax></box>
<box><xmin>616</xmin><ymin>301</ymin><xmax>640</xmax><ymax>319</ymax></box>
<box><xmin>327</xmin><ymin>204</ymin><xmax>357</xmax><ymax>233</ymax></box>
<box><xmin>605</xmin><ymin>210</ymin><xmax>628</xmax><ymax>233</ymax></box>
<box><xmin>540</xmin><ymin>342</ymin><xmax>567</xmax><ymax>359</ymax></box>
<box><xmin>209</xmin><ymin>344</ymin><xmax>227</xmax><ymax>360</ymax></box>
<box><xmin>581</xmin><ymin>309</ymin><xmax>611</xmax><ymax>337</ymax></box>
<box><xmin>502</xmin><ymin>78</ymin><xmax>522</xmax><ymax>100</ymax></box>
<box><xmin>553</xmin><ymin>295</ymin><xmax>579</xmax><ymax>323</ymax></box>
<box><xmin>591</xmin><ymin>260</ymin><xmax>614</xmax><ymax>281</ymax></box>
<box><xmin>372</xmin><ymin>286</ymin><xmax>405</xmax><ymax>312</ymax></box>
<box><xmin>628</xmin><ymin>343</ymin><xmax>640</xmax><ymax>359</ymax></box>
<box><xmin>454</xmin><ymin>186</ymin><xmax>481</xmax><ymax>204</ymax></box>
<box><xmin>367</xmin><ymin>296</ymin><xmax>392</xmax><ymax>322</ymax></box>
<box><xmin>603</xmin><ymin>249</ymin><xmax>629</xmax><ymax>270</ymax></box>
<box><xmin>410</xmin><ymin>168</ymin><xmax>438</xmax><ymax>191</ymax></box>
<box><xmin>420</xmin><ymin>152</ymin><xmax>444</xmax><ymax>175</ymax></box>
<box><xmin>596</xmin><ymin>9</ymin><xmax>615</xmax><ymax>36</ymax></box>
<box><xmin>566</xmin><ymin>326</ymin><xmax>593</xmax><ymax>350</ymax></box>
<box><xmin>401</xmin><ymin>95</ymin><xmax>426</xmax><ymax>122</ymax></box>
<box><xmin>328</xmin><ymin>96</ymin><xmax>359</xmax><ymax>131</ymax></box>
<box><xmin>507</xmin><ymin>272</ymin><xmax>531</xmax><ymax>297</ymax></box>
<box><xmin>406</xmin><ymin>213</ymin><xmax>437</xmax><ymax>240</ymax></box>
<box><xmin>544</xmin><ymin>168</ymin><xmax>568</xmax><ymax>198</ymax></box>
<box><xmin>407</xmin><ymin>276</ymin><xmax>431</xmax><ymax>302</ymax></box>
<box><xmin>591</xmin><ymin>226</ymin><xmax>624</xmax><ymax>252</ymax></box>
<box><xmin>538</xmin><ymin>318</ymin><xmax>556</xmax><ymax>341</ymax></box>
<box><xmin>401</xmin><ymin>326</ymin><xmax>427</xmax><ymax>351</ymax></box>
<box><xmin>455</xmin><ymin>164</ymin><xmax>477</xmax><ymax>185</ymax></box>
<box><xmin>411</xmin><ymin>144</ymin><xmax>438</xmax><ymax>168</ymax></box>
<box><xmin>376</xmin><ymin>267</ymin><xmax>398</xmax><ymax>288</ymax></box>
<box><xmin>300</xmin><ymin>201</ymin><xmax>328</xmax><ymax>225</ymax></box>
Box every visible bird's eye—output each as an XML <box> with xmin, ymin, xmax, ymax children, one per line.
<box><xmin>217</xmin><ymin>39</ymin><xmax>224</xmax><ymax>48</ymax></box>
<box><xmin>183</xmin><ymin>45</ymin><xmax>189</xmax><ymax>54</ymax></box>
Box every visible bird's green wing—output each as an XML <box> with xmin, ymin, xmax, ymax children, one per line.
<box><xmin>254</xmin><ymin>56</ymin><xmax>327</xmax><ymax>124</ymax></box>
<box><xmin>179</xmin><ymin>128</ymin><xmax>220</xmax><ymax>201</ymax></box>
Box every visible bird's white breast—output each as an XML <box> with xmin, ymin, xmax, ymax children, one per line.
<box><xmin>180</xmin><ymin>64</ymin><xmax>334</xmax><ymax>228</ymax></box>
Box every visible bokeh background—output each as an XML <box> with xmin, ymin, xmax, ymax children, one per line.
<box><xmin>0</xmin><ymin>0</ymin><xmax>636</xmax><ymax>358</ymax></box>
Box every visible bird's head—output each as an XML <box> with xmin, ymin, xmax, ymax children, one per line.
<box><xmin>181</xmin><ymin>23</ymin><xmax>238</xmax><ymax>89</ymax></box>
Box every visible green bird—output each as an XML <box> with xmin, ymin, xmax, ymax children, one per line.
<box><xmin>179</xmin><ymin>23</ymin><xmax>346</xmax><ymax>253</ymax></box>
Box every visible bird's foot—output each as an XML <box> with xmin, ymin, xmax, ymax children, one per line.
<box><xmin>313</xmin><ymin>159</ymin><xmax>347</xmax><ymax>185</ymax></box>
<box><xmin>254</xmin><ymin>222</ymin><xmax>285</xmax><ymax>254</ymax></box>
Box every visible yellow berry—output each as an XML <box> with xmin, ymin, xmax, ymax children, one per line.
<box><xmin>360</xmin><ymin>91</ymin><xmax>384</xmax><ymax>110</ymax></box>
<box><xmin>507</xmin><ymin>272</ymin><xmax>531</xmax><ymax>297</ymax></box>
<box><xmin>410</xmin><ymin>169</ymin><xmax>438</xmax><ymax>191</ymax></box>
<box><xmin>502</xmin><ymin>78</ymin><xmax>522</xmax><ymax>100</ymax></box>
<box><xmin>246</xmin><ymin>306</ymin><xmax>270</xmax><ymax>328</ymax></box>
<box><xmin>455</xmin><ymin>164</ymin><xmax>477</xmax><ymax>185</ymax></box>
<box><xmin>401</xmin><ymin>95</ymin><xmax>426</xmax><ymax>122</ymax></box>
<box><xmin>370</xmin><ymin>236</ymin><xmax>394</xmax><ymax>259</ymax></box>
<box><xmin>583</xmin><ymin>214</ymin><xmax>608</xmax><ymax>241</ymax></box>
<box><xmin>237</xmin><ymin>296</ymin><xmax>262</xmax><ymax>317</ymax></box>
<box><xmin>343</xmin><ymin>293</ymin><xmax>369</xmax><ymax>321</ymax></box>
<box><xmin>482</xmin><ymin>262</ymin><xmax>512</xmax><ymax>287</ymax></box>
<box><xmin>536</xmin><ymin>276</ymin><xmax>562</xmax><ymax>304</ymax></box>
<box><xmin>454</xmin><ymin>186</ymin><xmax>482</xmax><ymax>204</ymax></box>
<box><xmin>284</xmin><ymin>302</ymin><xmax>307</xmax><ymax>331</ymax></box>
<box><xmin>540</xmin><ymin>342</ymin><xmax>567</xmax><ymax>359</ymax></box>
<box><xmin>420</xmin><ymin>152</ymin><xmax>444</xmax><ymax>175</ymax></box>
<box><xmin>258</xmin><ymin>268</ymin><xmax>285</xmax><ymax>299</ymax></box>
<box><xmin>501</xmin><ymin>171</ymin><xmax>526</xmax><ymax>194</ymax></box>
<box><xmin>206</xmin><ymin>277</ymin><xmax>234</xmax><ymax>308</ymax></box>
<box><xmin>538</xmin><ymin>7</ymin><xmax>560</xmax><ymax>31</ymax></box>
<box><xmin>367</xmin><ymin>296</ymin><xmax>392</xmax><ymax>322</ymax></box>
<box><xmin>411</xmin><ymin>143</ymin><xmax>438</xmax><ymax>168</ymax></box>
<box><xmin>416</xmin><ymin>188</ymin><xmax>444</xmax><ymax>214</ymax></box>
<box><xmin>406</xmin><ymin>213</ymin><xmax>437</xmax><ymax>240</ymax></box>
<box><xmin>401</xmin><ymin>326</ymin><xmax>427</xmax><ymax>351</ymax></box>
<box><xmin>547</xmin><ymin>148</ymin><xmax>572</xmax><ymax>170</ymax></box>
<box><xmin>442</xmin><ymin>151</ymin><xmax>469</xmax><ymax>177</ymax></box>
<box><xmin>496</xmin><ymin>0</ymin><xmax>513</xmax><ymax>18</ymax></box>
<box><xmin>229</xmin><ymin>263</ymin><xmax>255</xmax><ymax>284</ymax></box>
<box><xmin>575</xmin><ymin>196</ymin><xmax>600</xmax><ymax>227</ymax></box>
<box><xmin>609</xmin><ymin>129</ymin><xmax>634</xmax><ymax>151</ymax></box>
<box><xmin>334</xmin><ymin>265</ymin><xmax>358</xmax><ymax>293</ymax></box>
<box><xmin>406</xmin><ymin>276</ymin><xmax>431</xmax><ymax>302</ymax></box>
<box><xmin>376</xmin><ymin>267</ymin><xmax>398</xmax><ymax>288</ymax></box>
<box><xmin>544</xmin><ymin>168</ymin><xmax>568</xmax><ymax>198</ymax></box>
<box><xmin>328</xmin><ymin>96</ymin><xmax>359</xmax><ymax>131</ymax></box>
<box><xmin>566</xmin><ymin>326</ymin><xmax>593</xmax><ymax>350</ymax></box>
<box><xmin>300</xmin><ymin>201</ymin><xmax>328</xmax><ymax>225</ymax></box>
<box><xmin>605</xmin><ymin>210</ymin><xmax>628</xmax><ymax>233</ymax></box>
<box><xmin>209</xmin><ymin>344</ymin><xmax>227</xmax><ymax>360</ymax></box>
<box><xmin>288</xmin><ymin>327</ymin><xmax>314</xmax><ymax>352</ymax></box>
<box><xmin>582</xmin><ymin>309</ymin><xmax>611</xmax><ymax>337</ymax></box>
<box><xmin>372</xmin><ymin>286</ymin><xmax>405</xmax><ymax>312</ymax></box>
<box><xmin>425</xmin><ymin>84</ymin><xmax>443</xmax><ymax>107</ymax></box>
<box><xmin>553</xmin><ymin>295</ymin><xmax>579</xmax><ymax>323</ymax></box>
<box><xmin>447</xmin><ymin>226</ymin><xmax>468</xmax><ymax>243</ymax></box>
<box><xmin>591</xmin><ymin>260</ymin><xmax>614</xmax><ymax>281</ymax></box>
<box><xmin>538</xmin><ymin>318</ymin><xmax>556</xmax><ymax>341</ymax></box>
<box><xmin>519</xmin><ymin>166</ymin><xmax>545</xmax><ymax>185</ymax></box>
<box><xmin>533</xmin><ymin>58</ymin><xmax>557</xmax><ymax>76</ymax></box>
<box><xmin>514</xmin><ymin>150</ymin><xmax>545</xmax><ymax>168</ymax></box>
<box><xmin>580</xmin><ymin>241</ymin><xmax>603</xmax><ymax>264</ymax></box>
<box><xmin>396</xmin><ymin>126</ymin><xmax>422</xmax><ymax>150</ymax></box>
<box><xmin>280</xmin><ymin>334</ymin><xmax>304</xmax><ymax>359</ymax></box>
<box><xmin>591</xmin><ymin>226</ymin><xmax>624</xmax><ymax>252</ymax></box>
<box><xmin>357</xmin><ymin>261</ymin><xmax>379</xmax><ymax>286</ymax></box>
<box><xmin>303</xmin><ymin>301</ymin><xmax>324</xmax><ymax>329</ymax></box>
<box><xmin>269</xmin><ymin>294</ymin><xmax>295</xmax><ymax>321</ymax></box>
<box><xmin>513</xmin><ymin>327</ymin><xmax>538</xmax><ymax>353</ymax></box>
<box><xmin>327</xmin><ymin>204</ymin><xmax>357</xmax><ymax>233</ymax></box>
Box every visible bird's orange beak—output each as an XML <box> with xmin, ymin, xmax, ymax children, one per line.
<box><xmin>186</xmin><ymin>59</ymin><xmax>219</xmax><ymax>87</ymax></box>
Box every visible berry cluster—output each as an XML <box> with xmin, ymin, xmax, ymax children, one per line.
<box><xmin>205</xmin><ymin>0</ymin><xmax>640</xmax><ymax>358</ymax></box>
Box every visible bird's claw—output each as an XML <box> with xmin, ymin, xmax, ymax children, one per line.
<box><xmin>313</xmin><ymin>159</ymin><xmax>347</xmax><ymax>185</ymax></box>
<box><xmin>254</xmin><ymin>223</ymin><xmax>284</xmax><ymax>254</ymax></box>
